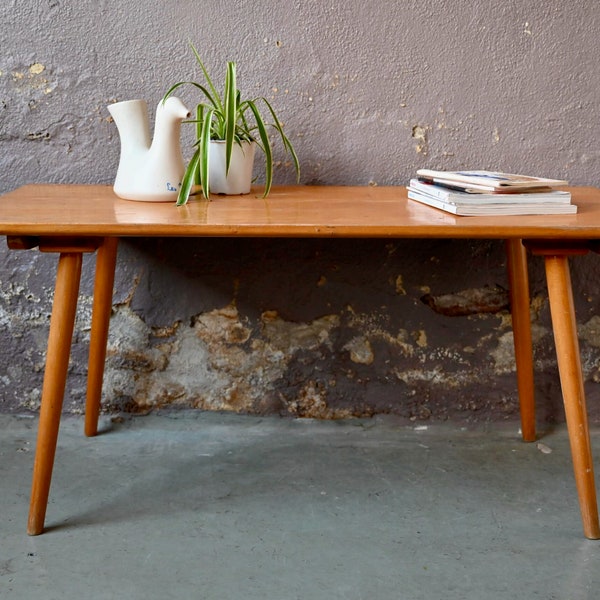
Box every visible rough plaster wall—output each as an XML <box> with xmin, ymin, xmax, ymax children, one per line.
<box><xmin>2</xmin><ymin>1</ymin><xmax>600</xmax><ymax>424</ymax></box>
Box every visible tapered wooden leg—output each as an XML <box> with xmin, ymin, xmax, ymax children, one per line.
<box><xmin>506</xmin><ymin>239</ymin><xmax>536</xmax><ymax>442</ymax></box>
<box><xmin>84</xmin><ymin>237</ymin><xmax>118</xmax><ymax>437</ymax></box>
<box><xmin>545</xmin><ymin>255</ymin><xmax>600</xmax><ymax>539</ymax></box>
<box><xmin>28</xmin><ymin>252</ymin><xmax>83</xmax><ymax>536</ymax></box>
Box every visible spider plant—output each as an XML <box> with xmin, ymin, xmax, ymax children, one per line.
<box><xmin>163</xmin><ymin>45</ymin><xmax>300</xmax><ymax>205</ymax></box>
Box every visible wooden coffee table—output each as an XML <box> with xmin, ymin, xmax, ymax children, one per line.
<box><xmin>1</xmin><ymin>183</ymin><xmax>598</xmax><ymax>538</ymax></box>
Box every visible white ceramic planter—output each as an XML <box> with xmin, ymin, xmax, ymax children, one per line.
<box><xmin>209</xmin><ymin>140</ymin><xmax>256</xmax><ymax>195</ymax></box>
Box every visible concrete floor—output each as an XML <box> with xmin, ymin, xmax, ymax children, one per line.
<box><xmin>2</xmin><ymin>412</ymin><xmax>600</xmax><ymax>599</ymax></box>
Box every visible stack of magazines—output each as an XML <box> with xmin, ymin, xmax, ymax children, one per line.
<box><xmin>407</xmin><ymin>170</ymin><xmax>576</xmax><ymax>215</ymax></box>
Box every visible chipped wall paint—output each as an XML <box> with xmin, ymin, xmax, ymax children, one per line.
<box><xmin>2</xmin><ymin>1</ymin><xmax>600</xmax><ymax>424</ymax></box>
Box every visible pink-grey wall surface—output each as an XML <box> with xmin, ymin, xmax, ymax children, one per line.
<box><xmin>2</xmin><ymin>1</ymin><xmax>600</xmax><ymax>425</ymax></box>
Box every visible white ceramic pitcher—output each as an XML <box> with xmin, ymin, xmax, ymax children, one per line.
<box><xmin>108</xmin><ymin>97</ymin><xmax>190</xmax><ymax>202</ymax></box>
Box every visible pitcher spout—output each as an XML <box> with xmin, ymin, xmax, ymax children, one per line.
<box><xmin>108</xmin><ymin>97</ymin><xmax>190</xmax><ymax>202</ymax></box>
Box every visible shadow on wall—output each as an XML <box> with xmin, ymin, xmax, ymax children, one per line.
<box><xmin>83</xmin><ymin>236</ymin><xmax>576</xmax><ymax>423</ymax></box>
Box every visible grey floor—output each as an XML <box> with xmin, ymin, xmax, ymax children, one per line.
<box><xmin>2</xmin><ymin>412</ymin><xmax>600</xmax><ymax>600</ymax></box>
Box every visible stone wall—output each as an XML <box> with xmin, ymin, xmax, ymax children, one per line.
<box><xmin>2</xmin><ymin>1</ymin><xmax>600</xmax><ymax>424</ymax></box>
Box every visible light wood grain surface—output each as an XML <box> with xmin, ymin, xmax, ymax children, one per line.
<box><xmin>1</xmin><ymin>184</ymin><xmax>599</xmax><ymax>238</ymax></box>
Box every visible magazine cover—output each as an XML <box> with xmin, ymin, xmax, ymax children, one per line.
<box><xmin>416</xmin><ymin>169</ymin><xmax>568</xmax><ymax>191</ymax></box>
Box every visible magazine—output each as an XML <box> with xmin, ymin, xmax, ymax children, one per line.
<box><xmin>408</xmin><ymin>179</ymin><xmax>572</xmax><ymax>205</ymax></box>
<box><xmin>415</xmin><ymin>169</ymin><xmax>568</xmax><ymax>192</ymax></box>
<box><xmin>407</xmin><ymin>189</ymin><xmax>577</xmax><ymax>216</ymax></box>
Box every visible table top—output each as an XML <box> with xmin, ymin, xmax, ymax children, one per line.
<box><xmin>2</xmin><ymin>184</ymin><xmax>600</xmax><ymax>239</ymax></box>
